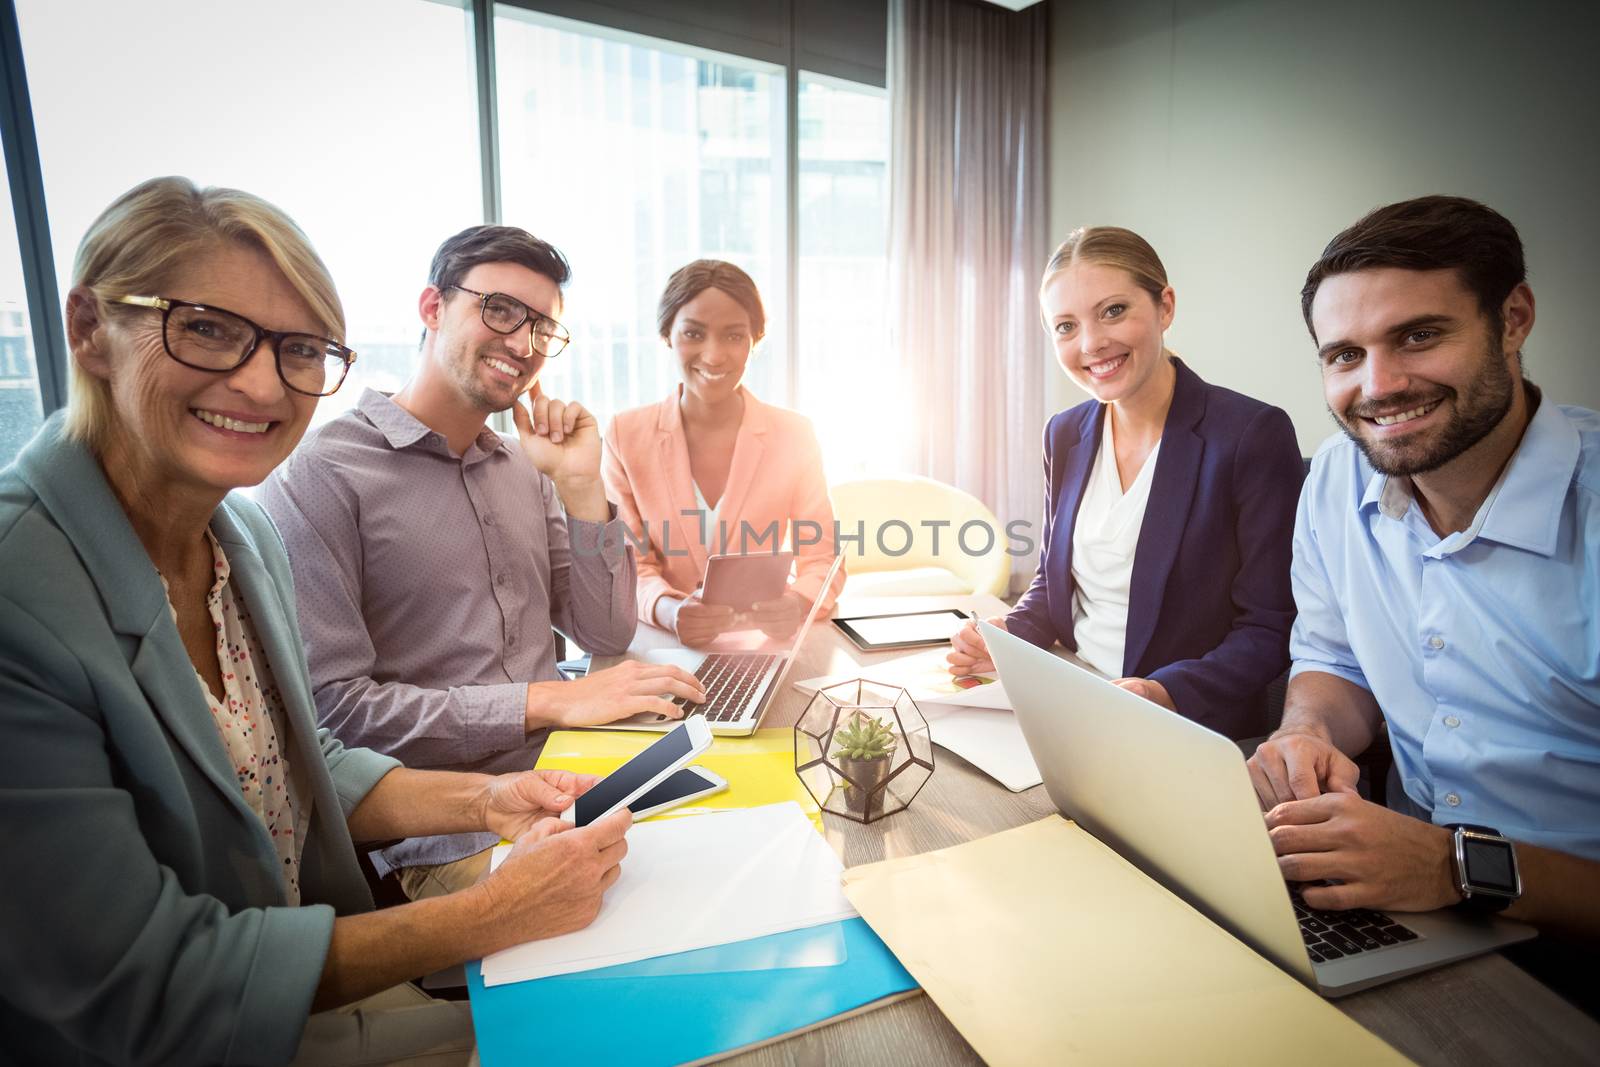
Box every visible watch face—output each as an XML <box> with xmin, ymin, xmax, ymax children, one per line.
<box><xmin>1463</xmin><ymin>837</ymin><xmax>1518</xmax><ymax>894</ymax></box>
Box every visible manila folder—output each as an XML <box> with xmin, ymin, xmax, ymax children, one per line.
<box><xmin>839</xmin><ymin>816</ymin><xmax>1409</xmax><ymax>1066</ymax></box>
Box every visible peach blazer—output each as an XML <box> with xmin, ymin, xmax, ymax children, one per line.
<box><xmin>602</xmin><ymin>386</ymin><xmax>846</xmax><ymax>626</ymax></box>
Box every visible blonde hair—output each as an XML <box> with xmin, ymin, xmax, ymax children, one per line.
<box><xmin>1041</xmin><ymin>226</ymin><xmax>1170</xmax><ymax>306</ymax></box>
<box><xmin>66</xmin><ymin>176</ymin><xmax>344</xmax><ymax>452</ymax></box>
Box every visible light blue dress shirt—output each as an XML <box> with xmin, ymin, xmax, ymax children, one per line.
<box><xmin>1290</xmin><ymin>391</ymin><xmax>1600</xmax><ymax>861</ymax></box>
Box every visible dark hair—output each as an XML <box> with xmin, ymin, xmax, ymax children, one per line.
<box><xmin>427</xmin><ymin>224</ymin><xmax>571</xmax><ymax>296</ymax></box>
<box><xmin>656</xmin><ymin>259</ymin><xmax>766</xmax><ymax>342</ymax></box>
<box><xmin>1300</xmin><ymin>195</ymin><xmax>1526</xmax><ymax>339</ymax></box>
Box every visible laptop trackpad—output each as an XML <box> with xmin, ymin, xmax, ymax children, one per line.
<box><xmin>639</xmin><ymin>649</ymin><xmax>706</xmax><ymax>672</ymax></box>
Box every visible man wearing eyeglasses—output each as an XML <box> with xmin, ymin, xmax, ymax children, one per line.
<box><xmin>260</xmin><ymin>225</ymin><xmax>706</xmax><ymax>900</ymax></box>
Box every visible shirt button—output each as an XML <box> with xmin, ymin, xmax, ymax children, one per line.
<box><xmin>506</xmin><ymin>633</ymin><xmax>517</xmax><ymax>648</ymax></box>
<box><xmin>1444</xmin><ymin>715</ymin><xmax>1461</xmax><ymax>728</ymax></box>
<box><xmin>1427</xmin><ymin>635</ymin><xmax>1445</xmax><ymax>650</ymax></box>
<box><xmin>1445</xmin><ymin>793</ymin><xmax>1461</xmax><ymax>806</ymax></box>
<box><xmin>483</xmin><ymin>514</ymin><xmax>496</xmax><ymax>526</ymax></box>
<box><xmin>496</xmin><ymin>573</ymin><xmax>508</xmax><ymax>586</ymax></box>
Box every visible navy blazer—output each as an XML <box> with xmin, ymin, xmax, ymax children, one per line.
<box><xmin>1007</xmin><ymin>358</ymin><xmax>1304</xmax><ymax>739</ymax></box>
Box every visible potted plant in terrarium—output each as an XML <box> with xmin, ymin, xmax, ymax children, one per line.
<box><xmin>833</xmin><ymin>710</ymin><xmax>898</xmax><ymax>819</ymax></box>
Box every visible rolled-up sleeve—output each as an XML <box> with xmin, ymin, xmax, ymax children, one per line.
<box><xmin>1288</xmin><ymin>457</ymin><xmax>1371</xmax><ymax>692</ymax></box>
<box><xmin>546</xmin><ymin>471</ymin><xmax>638</xmax><ymax>656</ymax></box>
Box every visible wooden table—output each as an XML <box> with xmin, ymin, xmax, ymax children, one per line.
<box><xmin>717</xmin><ymin>594</ymin><xmax>1600</xmax><ymax>1066</ymax></box>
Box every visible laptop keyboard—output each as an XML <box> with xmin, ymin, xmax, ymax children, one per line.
<box><xmin>1292</xmin><ymin>888</ymin><xmax>1421</xmax><ymax>964</ymax></box>
<box><xmin>674</xmin><ymin>653</ymin><xmax>781</xmax><ymax>723</ymax></box>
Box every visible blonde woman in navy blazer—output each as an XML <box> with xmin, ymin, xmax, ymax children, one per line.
<box><xmin>949</xmin><ymin>227</ymin><xmax>1304</xmax><ymax>740</ymax></box>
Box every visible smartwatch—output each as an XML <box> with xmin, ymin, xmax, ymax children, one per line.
<box><xmin>1449</xmin><ymin>824</ymin><xmax>1520</xmax><ymax>913</ymax></box>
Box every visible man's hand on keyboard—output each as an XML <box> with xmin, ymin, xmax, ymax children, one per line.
<box><xmin>1266</xmin><ymin>791</ymin><xmax>1459</xmax><ymax>913</ymax></box>
<box><xmin>526</xmin><ymin>660</ymin><xmax>706</xmax><ymax>729</ymax></box>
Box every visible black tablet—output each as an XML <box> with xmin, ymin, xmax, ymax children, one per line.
<box><xmin>831</xmin><ymin>609</ymin><xmax>971</xmax><ymax>652</ymax></box>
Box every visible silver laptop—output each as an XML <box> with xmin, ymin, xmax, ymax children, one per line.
<box><xmin>980</xmin><ymin>621</ymin><xmax>1535</xmax><ymax>997</ymax></box>
<box><xmin>588</xmin><ymin>554</ymin><xmax>844</xmax><ymax>737</ymax></box>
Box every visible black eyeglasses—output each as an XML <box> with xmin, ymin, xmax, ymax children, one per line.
<box><xmin>114</xmin><ymin>295</ymin><xmax>356</xmax><ymax>397</ymax></box>
<box><xmin>446</xmin><ymin>284</ymin><xmax>571</xmax><ymax>358</ymax></box>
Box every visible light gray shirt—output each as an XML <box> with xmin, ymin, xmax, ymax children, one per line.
<box><xmin>260</xmin><ymin>389</ymin><xmax>637</xmax><ymax>870</ymax></box>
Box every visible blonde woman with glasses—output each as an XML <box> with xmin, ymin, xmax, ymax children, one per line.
<box><xmin>0</xmin><ymin>177</ymin><xmax>630</xmax><ymax>1066</ymax></box>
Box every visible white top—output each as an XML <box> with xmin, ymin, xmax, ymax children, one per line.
<box><xmin>1070</xmin><ymin>413</ymin><xmax>1161</xmax><ymax>679</ymax></box>
<box><xmin>693</xmin><ymin>480</ymin><xmax>723</xmax><ymax>554</ymax></box>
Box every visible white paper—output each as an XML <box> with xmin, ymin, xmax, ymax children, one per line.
<box><xmin>920</xmin><ymin>702</ymin><xmax>1043</xmax><ymax>792</ymax></box>
<box><xmin>796</xmin><ymin>646</ymin><xmax>1013</xmax><ymax>710</ymax></box>
<box><xmin>479</xmin><ymin>802</ymin><xmax>857</xmax><ymax>986</ymax></box>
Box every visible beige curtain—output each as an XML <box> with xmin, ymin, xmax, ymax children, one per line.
<box><xmin>888</xmin><ymin>0</ymin><xmax>1049</xmax><ymax>588</ymax></box>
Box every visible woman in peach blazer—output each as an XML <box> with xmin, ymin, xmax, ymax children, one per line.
<box><xmin>602</xmin><ymin>260</ymin><xmax>844</xmax><ymax>647</ymax></box>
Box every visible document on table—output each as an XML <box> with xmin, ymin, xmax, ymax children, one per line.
<box><xmin>841</xmin><ymin>818</ymin><xmax>1409</xmax><ymax>1066</ymax></box>
<box><xmin>479</xmin><ymin>802</ymin><xmax>857</xmax><ymax>987</ymax></box>
<box><xmin>795</xmin><ymin>646</ymin><xmax>1012</xmax><ymax>710</ymax></box>
<box><xmin>918</xmin><ymin>702</ymin><xmax>1042</xmax><ymax>792</ymax></box>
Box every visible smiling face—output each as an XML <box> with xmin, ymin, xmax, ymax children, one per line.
<box><xmin>1040</xmin><ymin>260</ymin><xmax>1174</xmax><ymax>405</ymax></box>
<box><xmin>81</xmin><ymin>241</ymin><xmax>323</xmax><ymax>496</ymax></box>
<box><xmin>668</xmin><ymin>286</ymin><xmax>753</xmax><ymax>405</ymax></box>
<box><xmin>426</xmin><ymin>261</ymin><xmax>563</xmax><ymax>414</ymax></box>
<box><xmin>1310</xmin><ymin>267</ymin><xmax>1526</xmax><ymax>477</ymax></box>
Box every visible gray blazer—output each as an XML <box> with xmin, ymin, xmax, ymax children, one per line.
<box><xmin>0</xmin><ymin>414</ymin><xmax>400</xmax><ymax>1066</ymax></box>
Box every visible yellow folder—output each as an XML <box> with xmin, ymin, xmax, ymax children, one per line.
<box><xmin>535</xmin><ymin>728</ymin><xmax>823</xmax><ymax>833</ymax></box>
<box><xmin>840</xmin><ymin>816</ymin><xmax>1411</xmax><ymax>1066</ymax></box>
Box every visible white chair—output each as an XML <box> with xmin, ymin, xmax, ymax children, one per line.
<box><xmin>829</xmin><ymin>476</ymin><xmax>1010</xmax><ymax>597</ymax></box>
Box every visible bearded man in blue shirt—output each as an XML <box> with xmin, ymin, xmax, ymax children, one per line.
<box><xmin>1248</xmin><ymin>196</ymin><xmax>1598</xmax><ymax>1006</ymax></box>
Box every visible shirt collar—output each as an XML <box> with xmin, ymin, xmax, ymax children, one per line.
<box><xmin>1358</xmin><ymin>387</ymin><xmax>1579</xmax><ymax>558</ymax></box>
<box><xmin>356</xmin><ymin>387</ymin><xmax>511</xmax><ymax>460</ymax></box>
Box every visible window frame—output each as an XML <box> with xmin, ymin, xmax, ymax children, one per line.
<box><xmin>1</xmin><ymin>0</ymin><xmax>886</xmax><ymax>425</ymax></box>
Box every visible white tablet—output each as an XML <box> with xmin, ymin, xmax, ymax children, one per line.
<box><xmin>832</xmin><ymin>609</ymin><xmax>971</xmax><ymax>652</ymax></box>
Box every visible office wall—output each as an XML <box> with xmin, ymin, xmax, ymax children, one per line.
<box><xmin>1045</xmin><ymin>0</ymin><xmax>1600</xmax><ymax>453</ymax></box>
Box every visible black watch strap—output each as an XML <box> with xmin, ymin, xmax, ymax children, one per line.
<box><xmin>1449</xmin><ymin>823</ymin><xmax>1518</xmax><ymax>914</ymax></box>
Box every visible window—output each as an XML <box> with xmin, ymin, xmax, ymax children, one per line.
<box><xmin>10</xmin><ymin>2</ymin><xmax>891</xmax><ymax>464</ymax></box>
<box><xmin>0</xmin><ymin>170</ymin><xmax>43</xmax><ymax>466</ymax></box>
<box><xmin>494</xmin><ymin>7</ymin><xmax>787</xmax><ymax>425</ymax></box>
<box><xmin>795</xmin><ymin>72</ymin><xmax>891</xmax><ymax>477</ymax></box>
<box><xmin>16</xmin><ymin>0</ymin><xmax>483</xmax><ymax>428</ymax></box>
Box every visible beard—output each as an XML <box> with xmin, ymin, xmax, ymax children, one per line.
<box><xmin>447</xmin><ymin>339</ymin><xmax>532</xmax><ymax>414</ymax></box>
<box><xmin>1332</xmin><ymin>335</ymin><xmax>1516</xmax><ymax>478</ymax></box>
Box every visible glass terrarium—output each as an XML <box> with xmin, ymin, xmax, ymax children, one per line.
<box><xmin>794</xmin><ymin>679</ymin><xmax>933</xmax><ymax>824</ymax></box>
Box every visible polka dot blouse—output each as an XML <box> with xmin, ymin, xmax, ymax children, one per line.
<box><xmin>160</xmin><ymin>530</ymin><xmax>307</xmax><ymax>905</ymax></box>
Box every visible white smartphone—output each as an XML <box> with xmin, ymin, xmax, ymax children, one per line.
<box><xmin>628</xmin><ymin>765</ymin><xmax>729</xmax><ymax>818</ymax></box>
<box><xmin>562</xmin><ymin>715</ymin><xmax>712</xmax><ymax>826</ymax></box>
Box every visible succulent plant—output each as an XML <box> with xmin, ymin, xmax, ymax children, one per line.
<box><xmin>834</xmin><ymin>711</ymin><xmax>897</xmax><ymax>762</ymax></box>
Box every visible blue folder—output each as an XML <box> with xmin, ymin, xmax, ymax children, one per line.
<box><xmin>468</xmin><ymin>918</ymin><xmax>917</xmax><ymax>1066</ymax></box>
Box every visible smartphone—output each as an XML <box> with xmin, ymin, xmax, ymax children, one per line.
<box><xmin>562</xmin><ymin>716</ymin><xmax>713</xmax><ymax>826</ymax></box>
<box><xmin>628</xmin><ymin>765</ymin><xmax>729</xmax><ymax>818</ymax></box>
